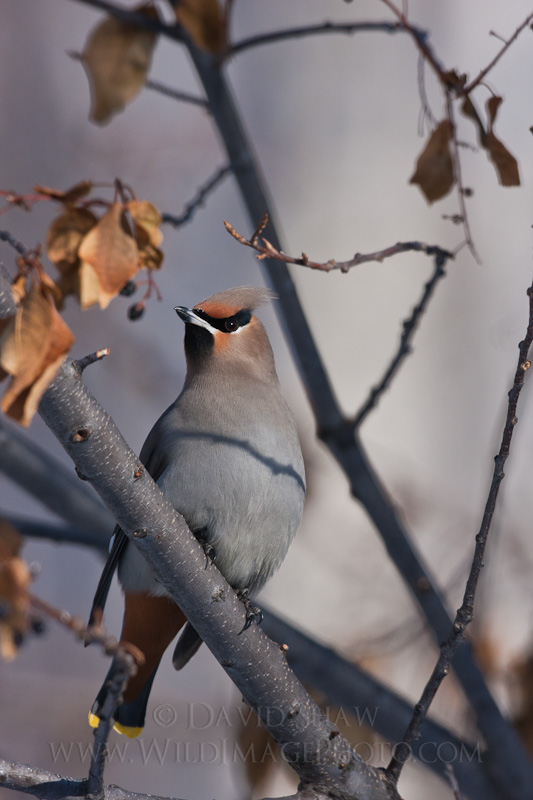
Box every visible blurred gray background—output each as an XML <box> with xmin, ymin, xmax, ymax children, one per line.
<box><xmin>1</xmin><ymin>1</ymin><xmax>533</xmax><ymax>798</ymax></box>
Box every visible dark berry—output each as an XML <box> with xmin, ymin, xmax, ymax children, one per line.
<box><xmin>128</xmin><ymin>302</ymin><xmax>145</xmax><ymax>321</ymax></box>
<box><xmin>120</xmin><ymin>280</ymin><xmax>137</xmax><ymax>297</ymax></box>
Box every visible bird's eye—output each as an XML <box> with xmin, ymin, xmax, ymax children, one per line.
<box><xmin>225</xmin><ymin>319</ymin><xmax>238</xmax><ymax>332</ymax></box>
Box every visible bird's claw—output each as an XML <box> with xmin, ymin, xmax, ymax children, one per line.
<box><xmin>237</xmin><ymin>589</ymin><xmax>263</xmax><ymax>634</ymax></box>
<box><xmin>202</xmin><ymin>542</ymin><xmax>217</xmax><ymax>569</ymax></box>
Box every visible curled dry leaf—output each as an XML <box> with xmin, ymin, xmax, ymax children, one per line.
<box><xmin>82</xmin><ymin>3</ymin><xmax>159</xmax><ymax>125</ymax></box>
<box><xmin>127</xmin><ymin>200</ymin><xmax>163</xmax><ymax>247</ymax></box>
<box><xmin>461</xmin><ymin>94</ymin><xmax>520</xmax><ymax>187</ymax></box>
<box><xmin>174</xmin><ymin>0</ymin><xmax>225</xmax><ymax>54</ymax></box>
<box><xmin>34</xmin><ymin>180</ymin><xmax>94</xmax><ymax>205</ymax></box>
<box><xmin>410</xmin><ymin>120</ymin><xmax>455</xmax><ymax>204</ymax></box>
<box><xmin>0</xmin><ymin>520</ymin><xmax>30</xmax><ymax>661</ymax></box>
<box><xmin>485</xmin><ymin>96</ymin><xmax>520</xmax><ymax>187</ymax></box>
<box><xmin>78</xmin><ymin>202</ymin><xmax>140</xmax><ymax>309</ymax></box>
<box><xmin>46</xmin><ymin>208</ymin><xmax>98</xmax><ymax>274</ymax></box>
<box><xmin>0</xmin><ymin>282</ymin><xmax>75</xmax><ymax>426</ymax></box>
<box><xmin>128</xmin><ymin>200</ymin><xmax>164</xmax><ymax>270</ymax></box>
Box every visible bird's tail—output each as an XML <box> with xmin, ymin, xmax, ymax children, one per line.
<box><xmin>172</xmin><ymin>622</ymin><xmax>203</xmax><ymax>670</ymax></box>
<box><xmin>89</xmin><ymin>592</ymin><xmax>187</xmax><ymax>737</ymax></box>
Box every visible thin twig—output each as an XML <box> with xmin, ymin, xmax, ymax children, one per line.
<box><xmin>446</xmin><ymin>95</ymin><xmax>480</xmax><ymax>263</ymax></box>
<box><xmin>386</xmin><ymin>276</ymin><xmax>533</xmax><ymax>784</ymax></box>
<box><xmin>69</xmin><ymin>51</ymin><xmax>208</xmax><ymax>109</ymax></box>
<box><xmin>445</xmin><ymin>764</ymin><xmax>464</xmax><ymax>800</ymax></box>
<box><xmin>352</xmin><ymin>251</ymin><xmax>449</xmax><ymax>429</ymax></box>
<box><xmin>224</xmin><ymin>217</ymin><xmax>452</xmax><ymax>273</ymax></box>
<box><xmin>27</xmin><ymin>595</ymin><xmax>140</xmax><ymax>798</ymax></box>
<box><xmin>379</xmin><ymin>0</ymin><xmax>447</xmax><ymax>80</ymax></box>
<box><xmin>162</xmin><ymin>165</ymin><xmax>232</xmax><ymax>229</ymax></box>
<box><xmin>145</xmin><ymin>78</ymin><xmax>209</xmax><ymax>109</ymax></box>
<box><xmin>227</xmin><ymin>20</ymin><xmax>404</xmax><ymax>58</ymax></box>
<box><xmin>462</xmin><ymin>12</ymin><xmax>533</xmax><ymax>95</ymax></box>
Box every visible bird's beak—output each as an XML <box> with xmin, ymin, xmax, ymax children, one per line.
<box><xmin>174</xmin><ymin>306</ymin><xmax>215</xmax><ymax>333</ymax></box>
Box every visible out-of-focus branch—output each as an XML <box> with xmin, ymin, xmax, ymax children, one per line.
<box><xmin>0</xmin><ymin>415</ymin><xmax>112</xmax><ymax>537</ymax></box>
<box><xmin>1</xmin><ymin>515</ymin><xmax>109</xmax><ymax>551</ymax></box>
<box><xmin>146</xmin><ymin>78</ymin><xmax>208</xmax><ymax>109</ymax></box>
<box><xmin>226</xmin><ymin>20</ymin><xmax>404</xmax><ymax>59</ymax></box>
<box><xmin>162</xmin><ymin>164</ymin><xmax>232</xmax><ymax>229</ymax></box>
<box><xmin>386</xmin><ymin>276</ymin><xmax>533</xmax><ymax>784</ymax></box>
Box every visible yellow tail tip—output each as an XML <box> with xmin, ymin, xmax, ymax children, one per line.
<box><xmin>88</xmin><ymin>712</ymin><xmax>100</xmax><ymax>729</ymax></box>
<box><xmin>113</xmin><ymin>721</ymin><xmax>143</xmax><ymax>738</ymax></box>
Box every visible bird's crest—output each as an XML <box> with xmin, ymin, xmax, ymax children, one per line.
<box><xmin>194</xmin><ymin>286</ymin><xmax>276</xmax><ymax>319</ymax></box>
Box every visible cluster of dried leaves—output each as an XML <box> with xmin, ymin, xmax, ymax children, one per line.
<box><xmin>0</xmin><ymin>521</ymin><xmax>35</xmax><ymax>660</ymax></box>
<box><xmin>0</xmin><ymin>180</ymin><xmax>164</xmax><ymax>425</ymax></box>
<box><xmin>81</xmin><ymin>0</ymin><xmax>228</xmax><ymax>124</ymax></box>
<box><xmin>410</xmin><ymin>93</ymin><xmax>519</xmax><ymax>204</ymax></box>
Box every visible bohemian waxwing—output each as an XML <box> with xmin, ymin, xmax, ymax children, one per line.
<box><xmin>88</xmin><ymin>287</ymin><xmax>305</xmax><ymax>738</ymax></box>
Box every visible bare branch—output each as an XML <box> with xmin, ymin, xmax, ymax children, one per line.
<box><xmin>263</xmin><ymin>610</ymin><xmax>499</xmax><ymax>799</ymax></box>
<box><xmin>386</xmin><ymin>276</ymin><xmax>533</xmax><ymax>784</ymax></box>
<box><xmin>187</xmin><ymin>41</ymin><xmax>533</xmax><ymax>793</ymax></box>
<box><xmin>352</xmin><ymin>250</ymin><xmax>448</xmax><ymax>429</ymax></box>
<box><xmin>462</xmin><ymin>12</ymin><xmax>533</xmax><ymax>95</ymax></box>
<box><xmin>145</xmin><ymin>78</ymin><xmax>209</xmax><ymax>109</ymax></box>
<box><xmin>0</xmin><ymin>757</ymin><xmax>183</xmax><ymax>800</ymax></box>
<box><xmin>445</xmin><ymin>94</ymin><xmax>480</xmax><ymax>263</ymax></box>
<box><xmin>226</xmin><ymin>20</ymin><xmax>404</xmax><ymax>59</ymax></box>
<box><xmin>224</xmin><ymin>217</ymin><xmax>452</xmax><ymax>273</ymax></box>
<box><xmin>162</xmin><ymin>164</ymin><xmax>232</xmax><ymax>228</ymax></box>
<box><xmin>0</xmin><ymin>515</ymin><xmax>109</xmax><ymax>551</ymax></box>
<box><xmin>0</xmin><ymin>415</ymin><xmax>112</xmax><ymax>535</ymax></box>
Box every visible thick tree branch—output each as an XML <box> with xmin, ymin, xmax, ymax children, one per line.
<box><xmin>0</xmin><ymin>414</ymin><xmax>112</xmax><ymax>537</ymax></box>
<box><xmin>0</xmin><ymin>758</ymin><xmax>181</xmax><ymax>800</ymax></box>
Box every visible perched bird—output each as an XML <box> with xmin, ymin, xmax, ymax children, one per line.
<box><xmin>88</xmin><ymin>287</ymin><xmax>305</xmax><ymax>738</ymax></box>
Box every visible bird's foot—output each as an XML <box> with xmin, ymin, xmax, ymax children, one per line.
<box><xmin>201</xmin><ymin>542</ymin><xmax>217</xmax><ymax>570</ymax></box>
<box><xmin>237</xmin><ymin>588</ymin><xmax>263</xmax><ymax>634</ymax></box>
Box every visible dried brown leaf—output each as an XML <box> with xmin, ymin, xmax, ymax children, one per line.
<box><xmin>78</xmin><ymin>203</ymin><xmax>139</xmax><ymax>308</ymax></box>
<box><xmin>34</xmin><ymin>181</ymin><xmax>94</xmax><ymax>205</ymax></box>
<box><xmin>486</xmin><ymin>95</ymin><xmax>503</xmax><ymax>127</ymax></box>
<box><xmin>46</xmin><ymin>208</ymin><xmax>98</xmax><ymax>274</ymax></box>
<box><xmin>410</xmin><ymin>120</ymin><xmax>455</xmax><ymax>204</ymax></box>
<box><xmin>127</xmin><ymin>200</ymin><xmax>163</xmax><ymax>247</ymax></box>
<box><xmin>174</xmin><ymin>0</ymin><xmax>225</xmax><ymax>54</ymax></box>
<box><xmin>0</xmin><ymin>283</ymin><xmax>75</xmax><ymax>426</ymax></box>
<box><xmin>82</xmin><ymin>4</ymin><xmax>159</xmax><ymax>125</ymax></box>
<box><xmin>460</xmin><ymin>95</ymin><xmax>487</xmax><ymax>147</ymax></box>
<box><xmin>485</xmin><ymin>131</ymin><xmax>520</xmax><ymax>187</ymax></box>
<box><xmin>0</xmin><ymin>523</ymin><xmax>31</xmax><ymax>661</ymax></box>
<box><xmin>0</xmin><ymin>520</ymin><xmax>23</xmax><ymax>562</ymax></box>
<box><xmin>79</xmin><ymin>260</ymin><xmax>107</xmax><ymax>310</ymax></box>
<box><xmin>484</xmin><ymin>96</ymin><xmax>520</xmax><ymax>187</ymax></box>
